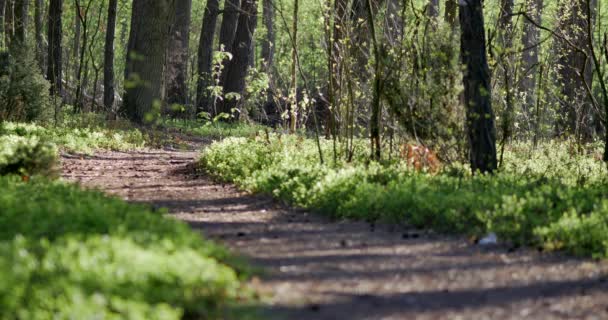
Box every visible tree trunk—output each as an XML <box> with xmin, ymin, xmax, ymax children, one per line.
<box><xmin>0</xmin><ymin>0</ymin><xmax>5</xmax><ymax>47</ymax></box>
<box><xmin>497</xmin><ymin>0</ymin><xmax>514</xmax><ymax>49</ymax></box>
<box><xmin>518</xmin><ymin>0</ymin><xmax>543</xmax><ymax>130</ymax></box>
<box><xmin>220</xmin><ymin>0</ymin><xmax>258</xmax><ymax>118</ymax></box>
<box><xmin>34</xmin><ymin>0</ymin><xmax>44</xmax><ymax>70</ymax></box>
<box><xmin>427</xmin><ymin>0</ymin><xmax>439</xmax><ymax>19</ymax></box>
<box><xmin>123</xmin><ymin>0</ymin><xmax>176</xmax><ymax>124</ymax></box>
<box><xmin>165</xmin><ymin>0</ymin><xmax>192</xmax><ymax>113</ymax></box>
<box><xmin>261</xmin><ymin>0</ymin><xmax>274</xmax><ymax>72</ymax></box>
<box><xmin>445</xmin><ymin>0</ymin><xmax>458</xmax><ymax>27</ymax></box>
<box><xmin>459</xmin><ymin>0</ymin><xmax>498</xmax><ymax>174</ymax></box>
<box><xmin>47</xmin><ymin>0</ymin><xmax>63</xmax><ymax>96</ymax></box>
<box><xmin>218</xmin><ymin>0</ymin><xmax>240</xmax><ymax>53</ymax></box>
<box><xmin>289</xmin><ymin>0</ymin><xmax>298</xmax><ymax>132</ymax></box>
<box><xmin>554</xmin><ymin>0</ymin><xmax>597</xmax><ymax>138</ymax></box>
<box><xmin>195</xmin><ymin>0</ymin><xmax>219</xmax><ymax>114</ymax></box>
<box><xmin>385</xmin><ymin>0</ymin><xmax>403</xmax><ymax>45</ymax></box>
<box><xmin>103</xmin><ymin>0</ymin><xmax>117</xmax><ymax>111</ymax></box>
<box><xmin>12</xmin><ymin>0</ymin><xmax>28</xmax><ymax>45</ymax></box>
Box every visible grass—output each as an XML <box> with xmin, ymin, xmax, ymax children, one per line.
<box><xmin>200</xmin><ymin>134</ymin><xmax>608</xmax><ymax>259</ymax></box>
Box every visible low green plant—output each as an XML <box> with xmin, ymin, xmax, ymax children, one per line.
<box><xmin>0</xmin><ymin>176</ymin><xmax>252</xmax><ymax>319</ymax></box>
<box><xmin>200</xmin><ymin>134</ymin><xmax>608</xmax><ymax>258</ymax></box>
<box><xmin>1</xmin><ymin>121</ymin><xmax>146</xmax><ymax>154</ymax></box>
<box><xmin>0</xmin><ymin>134</ymin><xmax>58</xmax><ymax>176</ymax></box>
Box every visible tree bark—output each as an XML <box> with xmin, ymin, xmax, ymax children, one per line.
<box><xmin>13</xmin><ymin>0</ymin><xmax>28</xmax><ymax>45</ymax></box>
<box><xmin>34</xmin><ymin>0</ymin><xmax>44</xmax><ymax>70</ymax></box>
<box><xmin>165</xmin><ymin>0</ymin><xmax>192</xmax><ymax>112</ymax></box>
<box><xmin>218</xmin><ymin>0</ymin><xmax>240</xmax><ymax>53</ymax></box>
<box><xmin>427</xmin><ymin>0</ymin><xmax>439</xmax><ymax>19</ymax></box>
<box><xmin>261</xmin><ymin>0</ymin><xmax>274</xmax><ymax>72</ymax></box>
<box><xmin>103</xmin><ymin>0</ymin><xmax>117</xmax><ymax>111</ymax></box>
<box><xmin>47</xmin><ymin>0</ymin><xmax>63</xmax><ymax>96</ymax></box>
<box><xmin>196</xmin><ymin>0</ymin><xmax>219</xmax><ymax>114</ymax></box>
<box><xmin>498</xmin><ymin>0</ymin><xmax>514</xmax><ymax>48</ymax></box>
<box><xmin>460</xmin><ymin>0</ymin><xmax>498</xmax><ymax>174</ymax></box>
<box><xmin>518</xmin><ymin>0</ymin><xmax>543</xmax><ymax>127</ymax></box>
<box><xmin>553</xmin><ymin>0</ymin><xmax>597</xmax><ymax>137</ymax></box>
<box><xmin>123</xmin><ymin>0</ymin><xmax>176</xmax><ymax>124</ymax></box>
<box><xmin>220</xmin><ymin>0</ymin><xmax>257</xmax><ymax>118</ymax></box>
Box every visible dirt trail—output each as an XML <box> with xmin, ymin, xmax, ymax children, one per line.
<box><xmin>62</xmin><ymin>146</ymin><xmax>608</xmax><ymax>320</ymax></box>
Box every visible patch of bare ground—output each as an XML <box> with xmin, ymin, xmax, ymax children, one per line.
<box><xmin>62</xmin><ymin>147</ymin><xmax>608</xmax><ymax>320</ymax></box>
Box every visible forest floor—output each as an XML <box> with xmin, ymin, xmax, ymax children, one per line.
<box><xmin>61</xmin><ymin>140</ymin><xmax>608</xmax><ymax>320</ymax></box>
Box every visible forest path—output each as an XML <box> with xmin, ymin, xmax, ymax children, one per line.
<box><xmin>61</xmin><ymin>145</ymin><xmax>608</xmax><ymax>320</ymax></box>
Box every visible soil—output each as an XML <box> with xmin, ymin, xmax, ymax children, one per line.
<box><xmin>62</xmin><ymin>144</ymin><xmax>608</xmax><ymax>320</ymax></box>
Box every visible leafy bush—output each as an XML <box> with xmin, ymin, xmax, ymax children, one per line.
<box><xmin>0</xmin><ymin>48</ymin><xmax>51</xmax><ymax>122</ymax></box>
<box><xmin>1</xmin><ymin>121</ymin><xmax>146</xmax><ymax>154</ymax></box>
<box><xmin>0</xmin><ymin>176</ymin><xmax>251</xmax><ymax>318</ymax></box>
<box><xmin>163</xmin><ymin>119</ymin><xmax>266</xmax><ymax>139</ymax></box>
<box><xmin>201</xmin><ymin>135</ymin><xmax>608</xmax><ymax>258</ymax></box>
<box><xmin>0</xmin><ymin>134</ymin><xmax>58</xmax><ymax>176</ymax></box>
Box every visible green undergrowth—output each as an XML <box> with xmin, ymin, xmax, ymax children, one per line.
<box><xmin>201</xmin><ymin>135</ymin><xmax>608</xmax><ymax>258</ymax></box>
<box><xmin>1</xmin><ymin>115</ymin><xmax>146</xmax><ymax>154</ymax></box>
<box><xmin>0</xmin><ymin>176</ymin><xmax>253</xmax><ymax>319</ymax></box>
<box><xmin>163</xmin><ymin>119</ymin><xmax>267</xmax><ymax>140</ymax></box>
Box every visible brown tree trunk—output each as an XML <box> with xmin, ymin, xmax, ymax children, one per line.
<box><xmin>196</xmin><ymin>0</ymin><xmax>219</xmax><ymax>114</ymax></box>
<box><xmin>165</xmin><ymin>0</ymin><xmax>192</xmax><ymax>113</ymax></box>
<box><xmin>220</xmin><ymin>0</ymin><xmax>258</xmax><ymax>118</ymax></box>
<box><xmin>103</xmin><ymin>0</ymin><xmax>117</xmax><ymax>111</ymax></box>
<box><xmin>47</xmin><ymin>0</ymin><xmax>63</xmax><ymax>96</ymax></box>
<box><xmin>123</xmin><ymin>0</ymin><xmax>176</xmax><ymax>124</ymax></box>
<box><xmin>460</xmin><ymin>0</ymin><xmax>498</xmax><ymax>174</ymax></box>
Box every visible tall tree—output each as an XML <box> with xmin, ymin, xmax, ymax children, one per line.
<box><xmin>165</xmin><ymin>0</ymin><xmax>192</xmax><ymax>112</ymax></box>
<box><xmin>123</xmin><ymin>0</ymin><xmax>176</xmax><ymax>123</ymax></box>
<box><xmin>518</xmin><ymin>0</ymin><xmax>543</xmax><ymax>130</ymax></box>
<box><xmin>34</xmin><ymin>0</ymin><xmax>44</xmax><ymax>70</ymax></box>
<box><xmin>47</xmin><ymin>0</ymin><xmax>63</xmax><ymax>96</ymax></box>
<box><xmin>218</xmin><ymin>0</ymin><xmax>240</xmax><ymax>53</ymax></box>
<box><xmin>459</xmin><ymin>0</ymin><xmax>497</xmax><ymax>173</ymax></box>
<box><xmin>427</xmin><ymin>0</ymin><xmax>439</xmax><ymax>19</ymax></box>
<box><xmin>261</xmin><ymin>0</ymin><xmax>274</xmax><ymax>72</ymax></box>
<box><xmin>196</xmin><ymin>0</ymin><xmax>219</xmax><ymax>114</ymax></box>
<box><xmin>0</xmin><ymin>0</ymin><xmax>5</xmax><ymax>47</ymax></box>
<box><xmin>553</xmin><ymin>0</ymin><xmax>597</xmax><ymax>137</ymax></box>
<box><xmin>13</xmin><ymin>0</ymin><xmax>29</xmax><ymax>45</ymax></box>
<box><xmin>220</xmin><ymin>0</ymin><xmax>258</xmax><ymax>118</ymax></box>
<box><xmin>104</xmin><ymin>0</ymin><xmax>117</xmax><ymax>111</ymax></box>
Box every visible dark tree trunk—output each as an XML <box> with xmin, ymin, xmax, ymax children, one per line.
<box><xmin>34</xmin><ymin>0</ymin><xmax>44</xmax><ymax>70</ymax></box>
<box><xmin>445</xmin><ymin>0</ymin><xmax>458</xmax><ymax>27</ymax></box>
<box><xmin>103</xmin><ymin>0</ymin><xmax>117</xmax><ymax>111</ymax></box>
<box><xmin>0</xmin><ymin>0</ymin><xmax>5</xmax><ymax>47</ymax></box>
<box><xmin>47</xmin><ymin>0</ymin><xmax>63</xmax><ymax>96</ymax></box>
<box><xmin>261</xmin><ymin>0</ymin><xmax>274</xmax><ymax>72</ymax></box>
<box><xmin>196</xmin><ymin>0</ymin><xmax>219</xmax><ymax>114</ymax></box>
<box><xmin>498</xmin><ymin>0</ymin><xmax>514</xmax><ymax>47</ymax></box>
<box><xmin>427</xmin><ymin>0</ymin><xmax>439</xmax><ymax>19</ymax></box>
<box><xmin>165</xmin><ymin>0</ymin><xmax>192</xmax><ymax>112</ymax></box>
<box><xmin>385</xmin><ymin>0</ymin><xmax>403</xmax><ymax>45</ymax></box>
<box><xmin>5</xmin><ymin>0</ymin><xmax>13</xmax><ymax>45</ymax></box>
<box><xmin>459</xmin><ymin>0</ymin><xmax>498</xmax><ymax>174</ymax></box>
<box><xmin>13</xmin><ymin>0</ymin><xmax>28</xmax><ymax>45</ymax></box>
<box><xmin>123</xmin><ymin>0</ymin><xmax>176</xmax><ymax>124</ymax></box>
<box><xmin>554</xmin><ymin>0</ymin><xmax>597</xmax><ymax>138</ymax></box>
<box><xmin>220</xmin><ymin>0</ymin><xmax>258</xmax><ymax>118</ymax></box>
<box><xmin>518</xmin><ymin>0</ymin><xmax>543</xmax><ymax>126</ymax></box>
<box><xmin>218</xmin><ymin>0</ymin><xmax>240</xmax><ymax>53</ymax></box>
